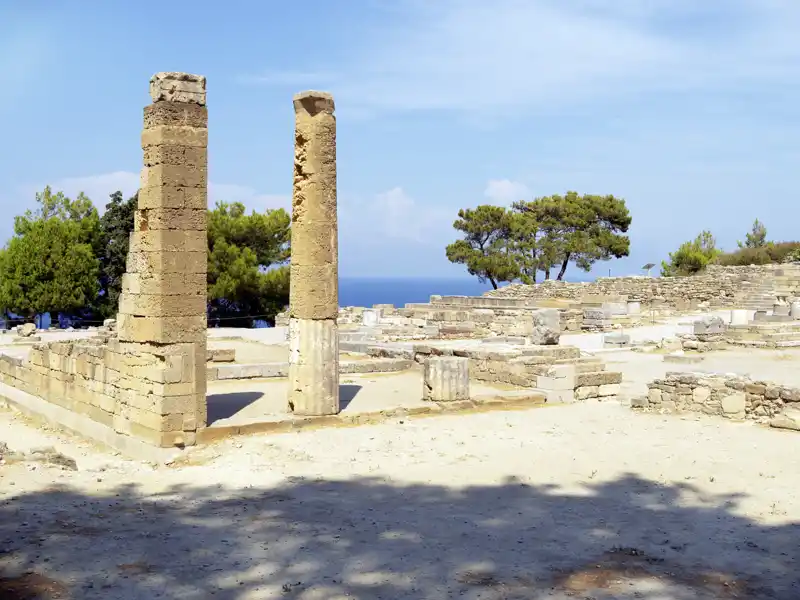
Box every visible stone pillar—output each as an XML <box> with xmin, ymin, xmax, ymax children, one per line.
<box><xmin>288</xmin><ymin>91</ymin><xmax>339</xmax><ymax>416</ymax></box>
<box><xmin>423</xmin><ymin>357</ymin><xmax>469</xmax><ymax>402</ymax></box>
<box><xmin>115</xmin><ymin>72</ymin><xmax>208</xmax><ymax>447</ymax></box>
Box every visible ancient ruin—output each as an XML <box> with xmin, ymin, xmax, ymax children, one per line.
<box><xmin>0</xmin><ymin>72</ymin><xmax>210</xmax><ymax>452</ymax></box>
<box><xmin>287</xmin><ymin>91</ymin><xmax>340</xmax><ymax>416</ymax></box>
<box><xmin>0</xmin><ymin>72</ymin><xmax>798</xmax><ymax>467</ymax></box>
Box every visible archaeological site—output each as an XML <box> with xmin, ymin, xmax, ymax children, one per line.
<box><xmin>1</xmin><ymin>72</ymin><xmax>798</xmax><ymax>599</ymax></box>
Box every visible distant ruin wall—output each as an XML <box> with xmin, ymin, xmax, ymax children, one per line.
<box><xmin>486</xmin><ymin>265</ymin><xmax>789</xmax><ymax>308</ymax></box>
<box><xmin>633</xmin><ymin>371</ymin><xmax>800</xmax><ymax>430</ymax></box>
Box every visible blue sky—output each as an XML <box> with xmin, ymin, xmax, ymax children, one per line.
<box><xmin>1</xmin><ymin>0</ymin><xmax>798</xmax><ymax>278</ymax></box>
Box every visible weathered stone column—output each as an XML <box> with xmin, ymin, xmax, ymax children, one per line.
<box><xmin>423</xmin><ymin>357</ymin><xmax>470</xmax><ymax>402</ymax></box>
<box><xmin>288</xmin><ymin>91</ymin><xmax>339</xmax><ymax>416</ymax></box>
<box><xmin>115</xmin><ymin>72</ymin><xmax>208</xmax><ymax>447</ymax></box>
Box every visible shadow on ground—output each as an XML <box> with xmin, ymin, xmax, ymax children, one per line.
<box><xmin>0</xmin><ymin>474</ymin><xmax>797</xmax><ymax>599</ymax></box>
<box><xmin>206</xmin><ymin>391</ymin><xmax>265</xmax><ymax>423</ymax></box>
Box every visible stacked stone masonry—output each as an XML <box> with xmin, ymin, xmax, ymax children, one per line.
<box><xmin>634</xmin><ymin>371</ymin><xmax>800</xmax><ymax>430</ymax></box>
<box><xmin>487</xmin><ymin>264</ymin><xmax>800</xmax><ymax>310</ymax></box>
<box><xmin>0</xmin><ymin>72</ymin><xmax>209</xmax><ymax>449</ymax></box>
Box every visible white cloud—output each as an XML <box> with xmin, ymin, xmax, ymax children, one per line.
<box><xmin>341</xmin><ymin>187</ymin><xmax>452</xmax><ymax>244</ymax></box>
<box><xmin>250</xmin><ymin>0</ymin><xmax>800</xmax><ymax>116</ymax></box>
<box><xmin>484</xmin><ymin>180</ymin><xmax>531</xmax><ymax>205</ymax></box>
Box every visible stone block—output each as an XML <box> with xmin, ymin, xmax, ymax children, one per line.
<box><xmin>721</xmin><ymin>392</ymin><xmax>746</xmax><ymax>416</ymax></box>
<box><xmin>129</xmin><ymin>230</ymin><xmax>198</xmax><ymax>253</ymax></box>
<box><xmin>770</xmin><ymin>406</ymin><xmax>800</xmax><ymax>431</ymax></box>
<box><xmin>575</xmin><ymin>386</ymin><xmax>598</xmax><ymax>400</ymax></box>
<box><xmin>117</xmin><ymin>314</ymin><xmax>206</xmax><ymax>344</ymax></box>
<box><xmin>598</xmin><ymin>383</ymin><xmax>621</xmax><ymax>397</ymax></box>
<box><xmin>693</xmin><ymin>316</ymin><xmax>726</xmax><ymax>335</ymax></box>
<box><xmin>141</xmin><ymin>163</ymin><xmax>207</xmax><ymax>190</ymax></box>
<box><xmin>135</xmin><ymin>206</ymin><xmax>206</xmax><ymax>231</ymax></box>
<box><xmin>141</xmin><ymin>125</ymin><xmax>208</xmax><ymax>149</ymax></box>
<box><xmin>362</xmin><ymin>309</ymin><xmax>380</xmax><ymax>327</ymax></box>
<box><xmin>529</xmin><ymin>308</ymin><xmax>560</xmax><ymax>345</ymax></box>
<box><xmin>121</xmin><ymin>272</ymin><xmax>206</xmax><ymax>297</ymax></box>
<box><xmin>125</xmin><ymin>249</ymin><xmax>206</xmax><ymax>274</ymax></box>
<box><xmin>119</xmin><ymin>292</ymin><xmax>206</xmax><ymax>318</ymax></box>
<box><xmin>149</xmin><ymin>72</ymin><xmax>207</xmax><ymax>105</ymax></box>
<box><xmin>289</xmin><ymin>263</ymin><xmax>338</xmax><ymax>320</ymax></box>
<box><xmin>536</xmin><ymin>365</ymin><xmax>576</xmax><ymax>391</ymax></box>
<box><xmin>288</xmin><ymin>318</ymin><xmax>339</xmax><ymax>415</ymax></box>
<box><xmin>423</xmin><ymin>356</ymin><xmax>469</xmax><ymax>402</ymax></box>
<box><xmin>143</xmin><ymin>145</ymin><xmax>207</xmax><ymax>168</ymax></box>
<box><xmin>603</xmin><ymin>333</ymin><xmax>631</xmax><ymax>347</ymax></box>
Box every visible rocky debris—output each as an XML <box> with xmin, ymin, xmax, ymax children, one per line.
<box><xmin>0</xmin><ymin>442</ymin><xmax>78</xmax><ymax>471</ymax></box>
<box><xmin>603</xmin><ymin>332</ymin><xmax>631</xmax><ymax>348</ymax></box>
<box><xmin>17</xmin><ymin>323</ymin><xmax>37</xmax><ymax>337</ymax></box>
<box><xmin>693</xmin><ymin>315</ymin><xmax>726</xmax><ymax>335</ymax></box>
<box><xmin>529</xmin><ymin>308</ymin><xmax>560</xmax><ymax>345</ymax></box>
<box><xmin>770</xmin><ymin>406</ymin><xmax>800</xmax><ymax>431</ymax></box>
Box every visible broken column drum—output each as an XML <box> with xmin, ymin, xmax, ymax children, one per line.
<box><xmin>423</xmin><ymin>357</ymin><xmax>470</xmax><ymax>402</ymax></box>
<box><xmin>288</xmin><ymin>91</ymin><xmax>340</xmax><ymax>416</ymax></box>
<box><xmin>115</xmin><ymin>72</ymin><xmax>209</xmax><ymax>447</ymax></box>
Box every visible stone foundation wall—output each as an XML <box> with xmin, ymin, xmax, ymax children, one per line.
<box><xmin>0</xmin><ymin>338</ymin><xmax>201</xmax><ymax>446</ymax></box>
<box><xmin>408</xmin><ymin>344</ymin><xmax>622</xmax><ymax>401</ymax></box>
<box><xmin>487</xmin><ymin>265</ymin><xmax>781</xmax><ymax>308</ymax></box>
<box><xmin>634</xmin><ymin>371</ymin><xmax>800</xmax><ymax>428</ymax></box>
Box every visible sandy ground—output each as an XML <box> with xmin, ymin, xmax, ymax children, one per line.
<box><xmin>2</xmin><ymin>397</ymin><xmax>799</xmax><ymax>599</ymax></box>
<box><xmin>1</xmin><ymin>316</ymin><xmax>799</xmax><ymax>598</ymax></box>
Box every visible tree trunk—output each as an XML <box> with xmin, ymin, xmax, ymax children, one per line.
<box><xmin>544</xmin><ymin>269</ymin><xmax>550</xmax><ymax>280</ymax></box>
<box><xmin>556</xmin><ymin>253</ymin><xmax>571</xmax><ymax>281</ymax></box>
<box><xmin>490</xmin><ymin>277</ymin><xmax>498</xmax><ymax>289</ymax></box>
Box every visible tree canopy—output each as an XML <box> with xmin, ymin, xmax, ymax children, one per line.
<box><xmin>0</xmin><ymin>188</ymin><xmax>292</xmax><ymax>327</ymax></box>
<box><xmin>446</xmin><ymin>191</ymin><xmax>631</xmax><ymax>286</ymax></box>
<box><xmin>207</xmin><ymin>201</ymin><xmax>290</xmax><ymax>327</ymax></box>
<box><xmin>660</xmin><ymin>231</ymin><xmax>720</xmax><ymax>276</ymax></box>
<box><xmin>0</xmin><ymin>187</ymin><xmax>100</xmax><ymax>318</ymax></box>
<box><xmin>738</xmin><ymin>219</ymin><xmax>768</xmax><ymax>250</ymax></box>
<box><xmin>96</xmin><ymin>191</ymin><xmax>137</xmax><ymax>319</ymax></box>
<box><xmin>444</xmin><ymin>205</ymin><xmax>519</xmax><ymax>289</ymax></box>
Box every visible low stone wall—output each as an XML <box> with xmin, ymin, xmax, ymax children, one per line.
<box><xmin>405</xmin><ymin>343</ymin><xmax>622</xmax><ymax>403</ymax></box>
<box><xmin>633</xmin><ymin>371</ymin><xmax>800</xmax><ymax>430</ymax></box>
<box><xmin>0</xmin><ymin>338</ymin><xmax>199</xmax><ymax>447</ymax></box>
<box><xmin>486</xmin><ymin>265</ymin><xmax>783</xmax><ymax>308</ymax></box>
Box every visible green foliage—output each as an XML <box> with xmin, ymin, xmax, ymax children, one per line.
<box><xmin>444</xmin><ymin>205</ymin><xmax>519</xmax><ymax>289</ymax></box>
<box><xmin>515</xmin><ymin>192</ymin><xmax>631</xmax><ymax>280</ymax></box>
<box><xmin>717</xmin><ymin>241</ymin><xmax>800</xmax><ymax>266</ymax></box>
<box><xmin>0</xmin><ymin>187</ymin><xmax>100</xmax><ymax>318</ymax></box>
<box><xmin>661</xmin><ymin>231</ymin><xmax>720</xmax><ymax>276</ymax></box>
<box><xmin>96</xmin><ymin>191</ymin><xmax>137</xmax><ymax>319</ymax></box>
<box><xmin>0</xmin><ymin>187</ymin><xmax>293</xmax><ymax>328</ymax></box>
<box><xmin>737</xmin><ymin>219</ymin><xmax>768</xmax><ymax>249</ymax></box>
<box><xmin>207</xmin><ymin>202</ymin><xmax>291</xmax><ymax>326</ymax></box>
<box><xmin>447</xmin><ymin>193</ymin><xmax>631</xmax><ymax>286</ymax></box>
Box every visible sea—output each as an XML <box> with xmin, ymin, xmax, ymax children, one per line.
<box><xmin>11</xmin><ymin>276</ymin><xmax>590</xmax><ymax>330</ymax></box>
<box><xmin>339</xmin><ymin>277</ymin><xmax>492</xmax><ymax>308</ymax></box>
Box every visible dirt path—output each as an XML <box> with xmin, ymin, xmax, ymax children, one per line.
<box><xmin>1</xmin><ymin>399</ymin><xmax>798</xmax><ymax>599</ymax></box>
